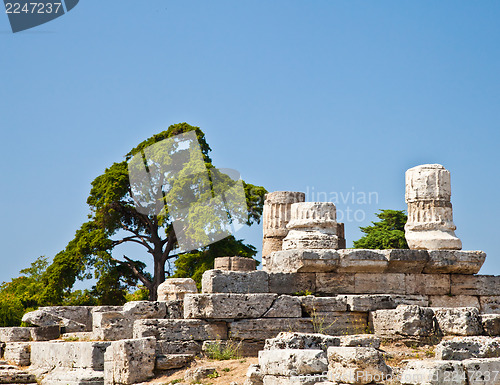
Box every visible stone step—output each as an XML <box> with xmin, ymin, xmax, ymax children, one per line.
<box><xmin>0</xmin><ymin>369</ymin><xmax>36</xmax><ymax>384</ymax></box>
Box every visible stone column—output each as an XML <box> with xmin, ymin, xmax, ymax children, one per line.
<box><xmin>405</xmin><ymin>164</ymin><xmax>462</xmax><ymax>250</ymax></box>
<box><xmin>262</xmin><ymin>191</ymin><xmax>305</xmax><ymax>257</ymax></box>
<box><xmin>282</xmin><ymin>202</ymin><xmax>339</xmax><ymax>249</ymax></box>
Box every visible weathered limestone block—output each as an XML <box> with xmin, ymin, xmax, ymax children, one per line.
<box><xmin>157</xmin><ymin>278</ymin><xmax>198</xmax><ymax>301</ymax></box>
<box><xmin>263</xmin><ymin>249</ymin><xmax>339</xmax><ymax>273</ymax></box>
<box><xmin>264</xmin><ymin>332</ymin><xmax>341</xmax><ymax>351</ymax></box>
<box><xmin>92</xmin><ymin>311</ymin><xmax>131</xmax><ymax>341</ymax></box>
<box><xmin>327</xmin><ymin>347</ymin><xmax>392</xmax><ymax>385</ymax></box>
<box><xmin>0</xmin><ymin>367</ymin><xmax>36</xmax><ymax>383</ymax></box>
<box><xmin>262</xmin><ymin>296</ymin><xmax>302</xmax><ymax>318</ymax></box>
<box><xmin>338</xmin><ymin>249</ymin><xmax>389</xmax><ymax>273</ymax></box>
<box><xmin>123</xmin><ymin>300</ymin><xmax>167</xmax><ymax>318</ymax></box>
<box><xmin>22</xmin><ymin>306</ymin><xmax>92</xmax><ymax>332</ymax></box>
<box><xmin>40</xmin><ymin>368</ymin><xmax>104</xmax><ymax>385</ymax></box>
<box><xmin>230</xmin><ymin>319</ymin><xmax>315</xmax><ymax>341</ymax></box>
<box><xmin>184</xmin><ymin>293</ymin><xmax>278</xmax><ymax>319</ymax></box>
<box><xmin>104</xmin><ymin>337</ymin><xmax>155</xmax><ymax>385</ymax></box>
<box><xmin>480</xmin><ymin>296</ymin><xmax>500</xmax><ymax>314</ymax></box>
<box><xmin>133</xmin><ymin>319</ymin><xmax>227</xmax><ymax>341</ymax></box>
<box><xmin>269</xmin><ymin>273</ymin><xmax>315</xmax><ymax>295</ymax></box>
<box><xmin>433</xmin><ymin>307</ymin><xmax>483</xmax><ymax>336</ymax></box>
<box><xmin>354</xmin><ymin>273</ymin><xmax>406</xmax><ymax>294</ymax></box>
<box><xmin>463</xmin><ymin>358</ymin><xmax>500</xmax><ymax>385</ymax></box>
<box><xmin>345</xmin><ymin>294</ymin><xmax>428</xmax><ymax>312</ymax></box>
<box><xmin>386</xmin><ymin>249</ymin><xmax>429</xmax><ymax>273</ymax></box>
<box><xmin>155</xmin><ymin>353</ymin><xmax>194</xmax><ymax>370</ymax></box>
<box><xmin>245</xmin><ymin>364</ymin><xmax>263</xmax><ymax>385</ymax></box>
<box><xmin>165</xmin><ymin>300</ymin><xmax>184</xmax><ymax>319</ymax></box>
<box><xmin>315</xmin><ymin>273</ymin><xmax>355</xmax><ymax>295</ymax></box>
<box><xmin>423</xmin><ymin>250</ymin><xmax>486</xmax><ymax>274</ymax></box>
<box><xmin>400</xmin><ymin>360</ymin><xmax>466</xmax><ymax>385</ymax></box>
<box><xmin>263</xmin><ymin>191</ymin><xmax>305</xmax><ymax>257</ymax></box>
<box><xmin>0</xmin><ymin>327</ymin><xmax>32</xmax><ymax>342</ymax></box>
<box><xmin>259</xmin><ymin>349</ymin><xmax>328</xmax><ymax>376</ymax></box>
<box><xmin>202</xmin><ymin>270</ymin><xmax>269</xmax><ymax>293</ymax></box>
<box><xmin>405</xmin><ymin>164</ymin><xmax>462</xmax><ymax>250</ymax></box>
<box><xmin>184</xmin><ymin>366</ymin><xmax>217</xmax><ymax>382</ymax></box>
<box><xmin>30</xmin><ymin>325</ymin><xmax>60</xmax><ymax>341</ymax></box>
<box><xmin>156</xmin><ymin>340</ymin><xmax>202</xmax><ymax>355</ymax></box>
<box><xmin>300</xmin><ymin>296</ymin><xmax>347</xmax><ymax>315</ymax></box>
<box><xmin>429</xmin><ymin>295</ymin><xmax>480</xmax><ymax>309</ymax></box>
<box><xmin>339</xmin><ymin>335</ymin><xmax>381</xmax><ymax>349</ymax></box>
<box><xmin>3</xmin><ymin>342</ymin><xmax>30</xmax><ymax>366</ymax></box>
<box><xmin>370</xmin><ymin>305</ymin><xmax>436</xmax><ymax>339</ymax></box>
<box><xmin>482</xmin><ymin>314</ymin><xmax>500</xmax><ymax>336</ymax></box>
<box><xmin>451</xmin><ymin>275</ymin><xmax>500</xmax><ymax>296</ymax></box>
<box><xmin>312</xmin><ymin>312</ymin><xmax>368</xmax><ymax>336</ymax></box>
<box><xmin>30</xmin><ymin>341</ymin><xmax>111</xmax><ymax>371</ymax></box>
<box><xmin>406</xmin><ymin>274</ymin><xmax>451</xmax><ymax>295</ymax></box>
<box><xmin>435</xmin><ymin>337</ymin><xmax>500</xmax><ymax>360</ymax></box>
<box><xmin>214</xmin><ymin>256</ymin><xmax>257</xmax><ymax>271</ymax></box>
<box><xmin>282</xmin><ymin>202</ymin><xmax>338</xmax><ymax>250</ymax></box>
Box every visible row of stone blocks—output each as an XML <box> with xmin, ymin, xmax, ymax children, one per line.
<box><xmin>262</xmin><ymin>249</ymin><xmax>486</xmax><ymax>274</ymax></box>
<box><xmin>246</xmin><ymin>332</ymin><xmax>500</xmax><ymax>385</ymax></box>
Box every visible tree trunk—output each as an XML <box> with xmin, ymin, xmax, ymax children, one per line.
<box><xmin>150</xmin><ymin>253</ymin><xmax>166</xmax><ymax>301</ymax></box>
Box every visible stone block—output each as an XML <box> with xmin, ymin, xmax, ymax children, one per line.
<box><xmin>400</xmin><ymin>360</ymin><xmax>466</xmax><ymax>385</ymax></box>
<box><xmin>122</xmin><ymin>300</ymin><xmax>167</xmax><ymax>318</ymax></box>
<box><xmin>92</xmin><ymin>311</ymin><xmax>132</xmax><ymax>341</ymax></box>
<box><xmin>337</xmin><ymin>249</ymin><xmax>389</xmax><ymax>273</ymax></box>
<box><xmin>104</xmin><ymin>337</ymin><xmax>155</xmax><ymax>385</ymax></box>
<box><xmin>482</xmin><ymin>314</ymin><xmax>500</xmax><ymax>336</ymax></box>
<box><xmin>269</xmin><ymin>273</ymin><xmax>316</xmax><ymax>295</ymax></box>
<box><xmin>406</xmin><ymin>274</ymin><xmax>451</xmax><ymax>295</ymax></box>
<box><xmin>262</xmin><ymin>295</ymin><xmax>302</xmax><ymax>318</ymax></box>
<box><xmin>40</xmin><ymin>368</ymin><xmax>104</xmax><ymax>385</ymax></box>
<box><xmin>30</xmin><ymin>325</ymin><xmax>60</xmax><ymax>341</ymax></box>
<box><xmin>370</xmin><ymin>305</ymin><xmax>435</xmax><ymax>339</ymax></box>
<box><xmin>230</xmin><ymin>319</ymin><xmax>314</xmax><ymax>341</ymax></box>
<box><xmin>435</xmin><ymin>336</ymin><xmax>500</xmax><ymax>360</ymax></box>
<box><xmin>0</xmin><ymin>367</ymin><xmax>36</xmax><ymax>383</ymax></box>
<box><xmin>214</xmin><ymin>256</ymin><xmax>257</xmax><ymax>271</ymax></box>
<box><xmin>157</xmin><ymin>278</ymin><xmax>198</xmax><ymax>301</ymax></box>
<box><xmin>346</xmin><ymin>294</ymin><xmax>428</xmax><ymax>311</ymax></box>
<box><xmin>133</xmin><ymin>319</ymin><xmax>227</xmax><ymax>341</ymax></box>
<box><xmin>451</xmin><ymin>275</ymin><xmax>500</xmax><ymax>296</ymax></box>
<box><xmin>165</xmin><ymin>299</ymin><xmax>184</xmax><ymax>319</ymax></box>
<box><xmin>315</xmin><ymin>273</ymin><xmax>355</xmax><ymax>295</ymax></box>
<box><xmin>429</xmin><ymin>295</ymin><xmax>480</xmax><ymax>309</ymax></box>
<box><xmin>245</xmin><ymin>364</ymin><xmax>263</xmax><ymax>385</ymax></box>
<box><xmin>263</xmin><ymin>250</ymin><xmax>339</xmax><ymax>273</ymax></box>
<box><xmin>155</xmin><ymin>353</ymin><xmax>194</xmax><ymax>370</ymax></box>
<box><xmin>202</xmin><ymin>270</ymin><xmax>269</xmax><ymax>293</ymax></box>
<box><xmin>3</xmin><ymin>342</ymin><xmax>30</xmax><ymax>366</ymax></box>
<box><xmin>339</xmin><ymin>334</ymin><xmax>381</xmax><ymax>349</ymax></box>
<box><xmin>424</xmin><ymin>250</ymin><xmax>486</xmax><ymax>274</ymax></box>
<box><xmin>312</xmin><ymin>312</ymin><xmax>368</xmax><ymax>336</ymax></box>
<box><xmin>259</xmin><ymin>349</ymin><xmax>328</xmax><ymax>376</ymax></box>
<box><xmin>0</xmin><ymin>327</ymin><xmax>32</xmax><ymax>342</ymax></box>
<box><xmin>386</xmin><ymin>249</ymin><xmax>429</xmax><ymax>273</ymax></box>
<box><xmin>30</xmin><ymin>341</ymin><xmax>111</xmax><ymax>371</ymax></box>
<box><xmin>300</xmin><ymin>296</ymin><xmax>348</xmax><ymax>314</ymax></box>
<box><xmin>156</xmin><ymin>340</ymin><xmax>202</xmax><ymax>355</ymax></box>
<box><xmin>480</xmin><ymin>296</ymin><xmax>500</xmax><ymax>314</ymax></box>
<box><xmin>22</xmin><ymin>306</ymin><xmax>92</xmax><ymax>332</ymax></box>
<box><xmin>264</xmin><ymin>332</ymin><xmax>341</xmax><ymax>351</ymax></box>
<box><xmin>184</xmin><ymin>366</ymin><xmax>217</xmax><ymax>382</ymax></box>
<box><xmin>327</xmin><ymin>346</ymin><xmax>392</xmax><ymax>385</ymax></box>
<box><xmin>433</xmin><ymin>307</ymin><xmax>483</xmax><ymax>336</ymax></box>
<box><xmin>463</xmin><ymin>358</ymin><xmax>500</xmax><ymax>385</ymax></box>
<box><xmin>184</xmin><ymin>293</ymin><xmax>278</xmax><ymax>319</ymax></box>
<box><xmin>354</xmin><ymin>273</ymin><xmax>406</xmax><ymax>294</ymax></box>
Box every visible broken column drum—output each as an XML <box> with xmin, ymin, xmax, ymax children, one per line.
<box><xmin>282</xmin><ymin>202</ymin><xmax>339</xmax><ymax>250</ymax></box>
<box><xmin>262</xmin><ymin>191</ymin><xmax>305</xmax><ymax>257</ymax></box>
<box><xmin>405</xmin><ymin>164</ymin><xmax>462</xmax><ymax>250</ymax></box>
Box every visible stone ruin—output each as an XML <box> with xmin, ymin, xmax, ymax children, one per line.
<box><xmin>0</xmin><ymin>163</ymin><xmax>499</xmax><ymax>385</ymax></box>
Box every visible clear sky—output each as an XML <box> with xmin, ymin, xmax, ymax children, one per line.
<box><xmin>1</xmin><ymin>1</ymin><xmax>500</xmax><ymax>285</ymax></box>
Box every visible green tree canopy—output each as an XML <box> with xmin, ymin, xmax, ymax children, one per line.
<box><xmin>353</xmin><ymin>209</ymin><xmax>409</xmax><ymax>249</ymax></box>
<box><xmin>36</xmin><ymin>123</ymin><xmax>266</xmax><ymax>304</ymax></box>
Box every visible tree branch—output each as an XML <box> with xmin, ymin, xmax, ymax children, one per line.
<box><xmin>113</xmin><ymin>256</ymin><xmax>152</xmax><ymax>290</ymax></box>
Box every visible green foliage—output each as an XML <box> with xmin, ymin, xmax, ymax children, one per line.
<box><xmin>125</xmin><ymin>286</ymin><xmax>150</xmax><ymax>302</ymax></box>
<box><xmin>173</xmin><ymin>236</ymin><xmax>259</xmax><ymax>290</ymax></box>
<box><xmin>353</xmin><ymin>209</ymin><xmax>409</xmax><ymax>249</ymax></box>
<box><xmin>204</xmin><ymin>340</ymin><xmax>241</xmax><ymax>360</ymax></box>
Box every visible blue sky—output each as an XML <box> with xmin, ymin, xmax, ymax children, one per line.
<box><xmin>1</xmin><ymin>1</ymin><xmax>499</xmax><ymax>285</ymax></box>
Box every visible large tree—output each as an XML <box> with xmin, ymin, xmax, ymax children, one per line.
<box><xmin>37</xmin><ymin>123</ymin><xmax>266</xmax><ymax>303</ymax></box>
<box><xmin>353</xmin><ymin>209</ymin><xmax>409</xmax><ymax>249</ymax></box>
